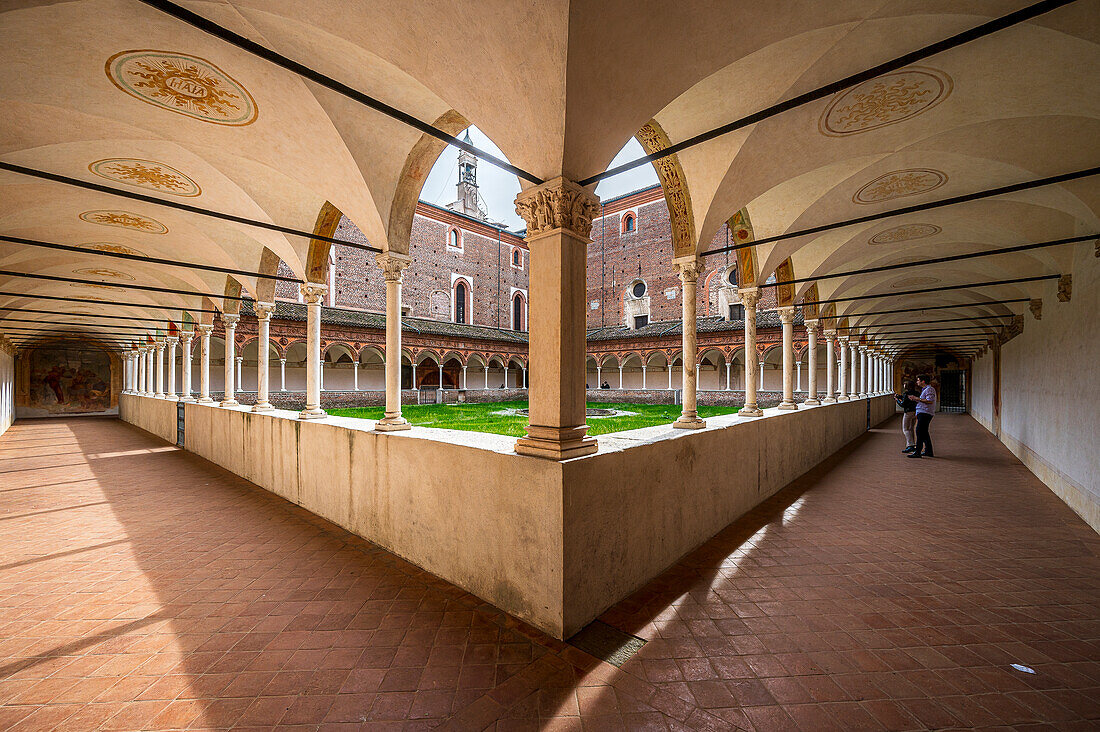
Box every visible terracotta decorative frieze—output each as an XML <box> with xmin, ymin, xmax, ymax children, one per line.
<box><xmin>514</xmin><ymin>178</ymin><xmax>600</xmax><ymax>238</ymax></box>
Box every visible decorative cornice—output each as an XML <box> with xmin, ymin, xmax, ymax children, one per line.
<box><xmin>514</xmin><ymin>177</ymin><xmax>600</xmax><ymax>239</ymax></box>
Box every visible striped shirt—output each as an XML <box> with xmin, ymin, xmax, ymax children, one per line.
<box><xmin>916</xmin><ymin>385</ymin><xmax>937</xmax><ymax>415</ymax></box>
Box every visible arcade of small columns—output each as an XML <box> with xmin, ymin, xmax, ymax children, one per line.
<box><xmin>121</xmin><ymin>178</ymin><xmax>895</xmax><ymax>457</ymax></box>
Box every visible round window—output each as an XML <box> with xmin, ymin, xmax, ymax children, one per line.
<box><xmin>727</xmin><ymin>269</ymin><xmax>737</xmax><ymax>285</ymax></box>
<box><xmin>631</xmin><ymin>281</ymin><xmax>646</xmax><ymax>298</ymax></box>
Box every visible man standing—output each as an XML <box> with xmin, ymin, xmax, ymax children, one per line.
<box><xmin>907</xmin><ymin>374</ymin><xmax>937</xmax><ymax>458</ymax></box>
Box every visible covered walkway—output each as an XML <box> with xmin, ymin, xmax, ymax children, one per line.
<box><xmin>0</xmin><ymin>414</ymin><xmax>1097</xmax><ymax>731</ymax></box>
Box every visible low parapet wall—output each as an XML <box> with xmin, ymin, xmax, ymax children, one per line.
<box><xmin>119</xmin><ymin>392</ymin><xmax>894</xmax><ymax>638</ymax></box>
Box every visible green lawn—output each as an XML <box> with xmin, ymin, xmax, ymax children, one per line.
<box><xmin>328</xmin><ymin>400</ymin><xmax>739</xmax><ymax>437</ymax></box>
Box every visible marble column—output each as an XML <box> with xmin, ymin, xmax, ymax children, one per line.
<box><xmin>484</xmin><ymin>366</ymin><xmax>489</xmax><ymax>389</ymax></box>
<box><xmin>375</xmin><ymin>253</ymin><xmax>411</xmax><ymax>429</ymax></box>
<box><xmin>522</xmin><ymin>367</ymin><xmax>527</xmax><ymax>389</ymax></box>
<box><xmin>596</xmin><ymin>366</ymin><xmax>601</xmax><ymax>388</ymax></box>
<box><xmin>667</xmin><ymin>365</ymin><xmax>672</xmax><ymax>390</ymax></box>
<box><xmin>777</xmin><ymin>306</ymin><xmax>797</xmax><ymax>410</ymax></box>
<box><xmin>220</xmin><ymin>314</ymin><xmax>239</xmax><ymax>407</ymax></box>
<box><xmin>253</xmin><ymin>302</ymin><xmax>275</xmax><ymax>412</ymax></box>
<box><xmin>145</xmin><ymin>347</ymin><xmax>153</xmax><ymax>395</ymax></box>
<box><xmin>822</xmin><ymin>329</ymin><xmax>836</xmax><ymax>404</ymax></box>
<box><xmin>513</xmin><ymin>177</ymin><xmax>599</xmax><ymax>458</ymax></box>
<box><xmin>279</xmin><ymin>359</ymin><xmax>286</xmax><ymax>391</ymax></box>
<box><xmin>739</xmin><ymin>288</ymin><xmax>763</xmax><ymax>416</ymax></box>
<box><xmin>796</xmin><ymin>360</ymin><xmax>802</xmax><ymax>392</ymax></box>
<box><xmin>123</xmin><ymin>352</ymin><xmax>131</xmax><ymax>392</ymax></box>
<box><xmin>180</xmin><ymin>332</ymin><xmax>194</xmax><ymax>401</ymax></box>
<box><xmin>353</xmin><ymin>362</ymin><xmax>359</xmax><ymax>391</ymax></box>
<box><xmin>805</xmin><ymin>319</ymin><xmax>820</xmax><ymax>405</ymax></box>
<box><xmin>672</xmin><ymin>257</ymin><xmax>705</xmax><ymax>427</ymax></box>
<box><xmin>850</xmin><ymin>342</ymin><xmax>859</xmax><ymax>398</ymax></box>
<box><xmin>461</xmin><ymin>366</ymin><xmax>467</xmax><ymax>389</ymax></box>
<box><xmin>437</xmin><ymin>363</ymin><xmax>443</xmax><ymax>390</ymax></box>
<box><xmin>618</xmin><ymin>366</ymin><xmax>623</xmax><ymax>389</ymax></box>
<box><xmin>154</xmin><ymin>340</ymin><xmax>165</xmax><ymax>398</ymax></box>
<box><xmin>197</xmin><ymin>325</ymin><xmax>214</xmax><ymax>403</ymax></box>
<box><xmin>642</xmin><ymin>365</ymin><xmax>647</xmax><ymax>389</ymax></box>
<box><xmin>235</xmin><ymin>357</ymin><xmax>243</xmax><ymax>392</ymax></box>
<box><xmin>837</xmin><ymin>336</ymin><xmax>848</xmax><ymax>401</ymax></box>
<box><xmin>165</xmin><ymin>337</ymin><xmax>178</xmax><ymax>399</ymax></box>
<box><xmin>299</xmin><ymin>283</ymin><xmax>327</xmax><ymax>419</ymax></box>
<box><xmin>725</xmin><ymin>362</ymin><xmax>731</xmax><ymax>391</ymax></box>
<box><xmin>859</xmin><ymin>346</ymin><xmax>868</xmax><ymax>398</ymax></box>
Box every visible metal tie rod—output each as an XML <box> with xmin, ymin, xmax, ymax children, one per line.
<box><xmin>136</xmin><ymin>0</ymin><xmax>543</xmax><ymax>185</ymax></box>
<box><xmin>0</xmin><ymin>306</ymin><xmax>185</xmax><ymax>325</ymax></box>
<box><xmin>0</xmin><ymin>291</ymin><xmax>220</xmax><ymax>315</ymax></box>
<box><xmin>791</xmin><ymin>273</ymin><xmax>1060</xmax><ymax>309</ymax></box>
<box><xmin>0</xmin><ymin>269</ymin><xmax>250</xmax><ymax>302</ymax></box>
<box><xmin>837</xmin><ymin>299</ymin><xmax>1029</xmax><ymax>319</ymax></box>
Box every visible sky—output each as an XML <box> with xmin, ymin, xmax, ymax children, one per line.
<box><xmin>418</xmin><ymin>126</ymin><xmax>659</xmax><ymax>231</ymax></box>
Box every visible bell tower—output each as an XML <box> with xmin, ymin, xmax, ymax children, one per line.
<box><xmin>450</xmin><ymin>131</ymin><xmax>487</xmax><ymax>220</ymax></box>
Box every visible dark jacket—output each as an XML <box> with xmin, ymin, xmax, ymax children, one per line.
<box><xmin>896</xmin><ymin>389</ymin><xmax>920</xmax><ymax>413</ymax></box>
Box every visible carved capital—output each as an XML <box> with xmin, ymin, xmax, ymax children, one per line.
<box><xmin>777</xmin><ymin>306</ymin><xmax>796</xmax><ymax>324</ymax></box>
<box><xmin>514</xmin><ymin>177</ymin><xmax>600</xmax><ymax>239</ymax></box>
<box><xmin>736</xmin><ymin>287</ymin><xmax>760</xmax><ymax>309</ymax></box>
<box><xmin>165</xmin><ymin>336</ymin><xmax>178</xmax><ymax>345</ymax></box>
<box><xmin>823</xmin><ymin>329</ymin><xmax>837</xmax><ymax>340</ymax></box>
<box><xmin>805</xmin><ymin>319</ymin><xmax>820</xmax><ymax>334</ymax></box>
<box><xmin>221</xmin><ymin>313</ymin><xmax>240</xmax><ymax>328</ymax></box>
<box><xmin>375</xmin><ymin>252</ymin><xmax>412</xmax><ymax>282</ymax></box>
<box><xmin>254</xmin><ymin>302</ymin><xmax>277</xmax><ymax>320</ymax></box>
<box><xmin>1029</xmin><ymin>298</ymin><xmax>1042</xmax><ymax>320</ymax></box>
<box><xmin>180</xmin><ymin>330</ymin><xmax>194</xmax><ymax>343</ymax></box>
<box><xmin>300</xmin><ymin>282</ymin><xmax>327</xmax><ymax>304</ymax></box>
<box><xmin>674</xmin><ymin>256</ymin><xmax>704</xmax><ymax>284</ymax></box>
<box><xmin>196</xmin><ymin>324</ymin><xmax>214</xmax><ymax>336</ymax></box>
<box><xmin>1057</xmin><ymin>274</ymin><xmax>1072</xmax><ymax>302</ymax></box>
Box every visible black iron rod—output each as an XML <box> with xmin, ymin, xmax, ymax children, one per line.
<box><xmin>705</xmin><ymin>168</ymin><xmax>1100</xmax><ymax>257</ymax></box>
<box><xmin>0</xmin><ymin>307</ymin><xmax>179</xmax><ymax>325</ymax></box>
<box><xmin>854</xmin><ymin>325</ymin><xmax>1000</xmax><ymax>336</ymax></box>
<box><xmin>136</xmin><ymin>0</ymin><xmax>543</xmax><ymax>185</ymax></box>
<box><xmin>837</xmin><ymin>315</ymin><xmax>1013</xmax><ymax>329</ymax></box>
<box><xmin>836</xmin><ymin>298</ymin><xmax>1029</xmax><ymax>319</ymax></box>
<box><xmin>581</xmin><ymin>0</ymin><xmax>1078</xmax><ymax>186</ymax></box>
<box><xmin>0</xmin><ymin>234</ymin><xmax>301</xmax><ymax>283</ymax></box>
<box><xmin>0</xmin><ymin>291</ymin><xmax>220</xmax><ymax>314</ymax></box>
<box><xmin>0</xmin><ymin>319</ymin><xmax>161</xmax><ymax>333</ymax></box>
<box><xmin>795</xmin><ymin>274</ymin><xmax>1059</xmax><ymax>308</ymax></box>
<box><xmin>758</xmin><ymin>233</ymin><xmax>1095</xmax><ymax>288</ymax></box>
<box><xmin>0</xmin><ymin>162</ymin><xmax>383</xmax><ymax>253</ymax></box>
<box><xmin>0</xmin><ymin>269</ymin><xmax>248</xmax><ymax>302</ymax></box>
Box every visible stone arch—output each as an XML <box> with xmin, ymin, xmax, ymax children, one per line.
<box><xmin>467</xmin><ymin>353</ymin><xmax>487</xmax><ymax>370</ymax></box>
<box><xmin>222</xmin><ymin>276</ymin><xmax>243</xmax><ymax>315</ymax></box>
<box><xmin>415</xmin><ymin>350</ymin><xmax>441</xmax><ymax>366</ymax></box>
<box><xmin>357</xmin><ymin>345</ymin><xmax>385</xmax><ymax>365</ymax></box>
<box><xmin>387</xmin><ymin>110</ymin><xmax>470</xmax><ymax>256</ymax></box>
<box><xmin>324</xmin><ymin>342</ymin><xmax>355</xmax><ymax>364</ymax></box>
<box><xmin>727</xmin><ymin>208</ymin><xmax>757</xmax><ymax>288</ymax></box>
<box><xmin>635</xmin><ymin>119</ymin><xmax>696</xmax><ymax>258</ymax></box>
<box><xmin>305</xmin><ymin>201</ymin><xmax>342</xmax><ymax>285</ymax></box>
<box><xmin>487</xmin><ymin>354</ymin><xmax>507</xmax><ymax>368</ymax></box>
<box><xmin>441</xmin><ymin>350</ymin><xmax>466</xmax><ymax>367</ymax></box>
<box><xmin>774</xmin><ymin>258</ymin><xmax>796</xmax><ymax>307</ymax></box>
<box><xmin>254</xmin><ymin>247</ymin><xmax>283</xmax><ymax>304</ymax></box>
<box><xmin>598</xmin><ymin>353</ymin><xmax>619</xmax><ymax>369</ymax></box>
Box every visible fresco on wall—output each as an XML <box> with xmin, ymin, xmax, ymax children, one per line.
<box><xmin>27</xmin><ymin>348</ymin><xmax>113</xmax><ymax>414</ymax></box>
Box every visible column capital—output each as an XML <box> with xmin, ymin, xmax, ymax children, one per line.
<box><xmin>300</xmin><ymin>282</ymin><xmax>327</xmax><ymax>304</ymax></box>
<box><xmin>777</xmin><ymin>306</ymin><xmax>796</xmax><ymax>324</ymax></box>
<box><xmin>221</xmin><ymin>313</ymin><xmax>240</xmax><ymax>327</ymax></box>
<box><xmin>180</xmin><ymin>329</ymin><xmax>193</xmax><ymax>342</ymax></box>
<box><xmin>672</xmin><ymin>255</ymin><xmax>704</xmax><ymax>284</ymax></box>
<box><xmin>196</xmin><ymin>324</ymin><xmax>214</xmax><ymax>335</ymax></box>
<box><xmin>838</xmin><ymin>334</ymin><xmax>849</xmax><ymax>344</ymax></box>
<box><xmin>165</xmin><ymin>336</ymin><xmax>178</xmax><ymax>345</ymax></box>
<box><xmin>736</xmin><ymin>287</ymin><xmax>760</xmax><ymax>309</ymax></box>
<box><xmin>254</xmin><ymin>301</ymin><xmax>276</xmax><ymax>320</ymax></box>
<box><xmin>804</xmin><ymin>318</ymin><xmax>820</xmax><ymax>333</ymax></box>
<box><xmin>823</xmin><ymin>328</ymin><xmax>837</xmax><ymax>339</ymax></box>
<box><xmin>279</xmin><ymin>358</ymin><xmax>286</xmax><ymax>364</ymax></box>
<box><xmin>154</xmin><ymin>337</ymin><xmax>165</xmax><ymax>347</ymax></box>
<box><xmin>514</xmin><ymin>177</ymin><xmax>600</xmax><ymax>239</ymax></box>
<box><xmin>375</xmin><ymin>251</ymin><xmax>413</xmax><ymax>282</ymax></box>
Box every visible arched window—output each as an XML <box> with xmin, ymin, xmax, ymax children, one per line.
<box><xmin>512</xmin><ymin>248</ymin><xmax>521</xmax><ymax>267</ymax></box>
<box><xmin>512</xmin><ymin>293</ymin><xmax>525</xmax><ymax>331</ymax></box>
<box><xmin>455</xmin><ymin>281</ymin><xmax>468</xmax><ymax>324</ymax></box>
<box><xmin>622</xmin><ymin>213</ymin><xmax>636</xmax><ymax>233</ymax></box>
<box><xmin>448</xmin><ymin>228</ymin><xmax>461</xmax><ymax>250</ymax></box>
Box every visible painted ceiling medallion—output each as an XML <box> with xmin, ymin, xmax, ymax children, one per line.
<box><xmin>854</xmin><ymin>169</ymin><xmax>947</xmax><ymax>204</ymax></box>
<box><xmin>83</xmin><ymin>242</ymin><xmax>146</xmax><ymax>257</ymax></box>
<box><xmin>106</xmin><ymin>50</ymin><xmax>258</xmax><ymax>126</ymax></box>
<box><xmin>821</xmin><ymin>67</ymin><xmax>951</xmax><ymax>136</ymax></box>
<box><xmin>869</xmin><ymin>224</ymin><xmax>942</xmax><ymax>245</ymax></box>
<box><xmin>892</xmin><ymin>276</ymin><xmax>940</xmax><ymax>288</ymax></box>
<box><xmin>69</xmin><ymin>283</ymin><xmax>117</xmax><ymax>291</ymax></box>
<box><xmin>79</xmin><ymin>210</ymin><xmax>168</xmax><ymax>234</ymax></box>
<box><xmin>90</xmin><ymin>158</ymin><xmax>200</xmax><ymax>196</ymax></box>
<box><xmin>74</xmin><ymin>268</ymin><xmax>135</xmax><ymax>281</ymax></box>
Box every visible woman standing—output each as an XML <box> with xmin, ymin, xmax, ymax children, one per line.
<box><xmin>896</xmin><ymin>379</ymin><xmax>920</xmax><ymax>453</ymax></box>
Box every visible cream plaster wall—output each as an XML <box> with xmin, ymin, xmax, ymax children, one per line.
<box><xmin>119</xmin><ymin>392</ymin><xmax>894</xmax><ymax>638</ymax></box>
<box><xmin>970</xmin><ymin>249</ymin><xmax>1099</xmax><ymax>533</ymax></box>
<box><xmin>0</xmin><ymin>349</ymin><xmax>14</xmax><ymax>437</ymax></box>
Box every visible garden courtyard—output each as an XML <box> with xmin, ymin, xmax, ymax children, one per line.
<box><xmin>329</xmin><ymin>401</ymin><xmax>740</xmax><ymax>436</ymax></box>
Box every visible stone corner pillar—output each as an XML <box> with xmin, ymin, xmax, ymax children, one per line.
<box><xmin>776</xmin><ymin>306</ymin><xmax>798</xmax><ymax>410</ymax></box>
<box><xmin>299</xmin><ymin>283</ymin><xmax>327</xmax><ymax>420</ymax></box>
<box><xmin>165</xmin><ymin>336</ymin><xmax>178</xmax><ymax>400</ymax></box>
<box><xmin>673</xmin><ymin>256</ymin><xmax>706</xmax><ymax>429</ymax></box>
<box><xmin>375</xmin><ymin>252</ymin><xmax>413</xmax><ymax>431</ymax></box>
<box><xmin>252</xmin><ymin>302</ymin><xmax>276</xmax><ymax>412</ymax></box>
<box><xmin>179</xmin><ymin>331</ymin><xmax>195</xmax><ymax>402</ymax></box>
<box><xmin>220</xmin><ymin>314</ymin><xmax>240</xmax><ymax>407</ymax></box>
<box><xmin>821</xmin><ymin>329</ymin><xmax>837</xmax><ymax>404</ymax></box>
<box><xmin>196</xmin><ymin>325</ymin><xmax>215</xmax><ymax>403</ymax></box>
<box><xmin>804</xmin><ymin>319</ymin><xmax>820</xmax><ymax>405</ymax></box>
<box><xmin>512</xmin><ymin>177</ymin><xmax>599</xmax><ymax>459</ymax></box>
<box><xmin>738</xmin><ymin>288</ymin><xmax>763</xmax><ymax>417</ymax></box>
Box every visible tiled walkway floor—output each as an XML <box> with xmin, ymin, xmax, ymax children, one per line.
<box><xmin>0</xmin><ymin>414</ymin><xmax>1097</xmax><ymax>731</ymax></box>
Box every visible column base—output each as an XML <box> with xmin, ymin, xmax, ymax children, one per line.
<box><xmin>820</xmin><ymin>397</ymin><xmax>836</xmax><ymax>404</ymax></box>
<box><xmin>858</xmin><ymin>393</ymin><xmax>868</xmax><ymax>399</ymax></box>
<box><xmin>673</xmin><ymin>416</ymin><xmax>706</xmax><ymax>429</ymax></box>
<box><xmin>804</xmin><ymin>398</ymin><xmax>821</xmax><ymax>406</ymax></box>
<box><xmin>299</xmin><ymin>407</ymin><xmax>326</xmax><ymax>420</ymax></box>
<box><xmin>252</xmin><ymin>402</ymin><xmax>274</xmax><ymax>413</ymax></box>
<box><xmin>166</xmin><ymin>395</ymin><xmax>178</xmax><ymax>401</ymax></box>
<box><xmin>197</xmin><ymin>397</ymin><xmax>214</xmax><ymax>404</ymax></box>
<box><xmin>739</xmin><ymin>407</ymin><xmax>763</xmax><ymax>417</ymax></box>
<box><xmin>220</xmin><ymin>399</ymin><xmax>239</xmax><ymax>407</ymax></box>
<box><xmin>179</xmin><ymin>395</ymin><xmax>195</xmax><ymax>403</ymax></box>
<box><xmin>515</xmin><ymin>424</ymin><xmax>597</xmax><ymax>460</ymax></box>
<box><xmin>777</xmin><ymin>401</ymin><xmax>798</xmax><ymax>410</ymax></box>
<box><xmin>375</xmin><ymin>417</ymin><xmax>411</xmax><ymax>432</ymax></box>
<box><xmin>837</xmin><ymin>395</ymin><xmax>848</xmax><ymax>402</ymax></box>
<box><xmin>154</xmin><ymin>393</ymin><xmax>165</xmax><ymax>399</ymax></box>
